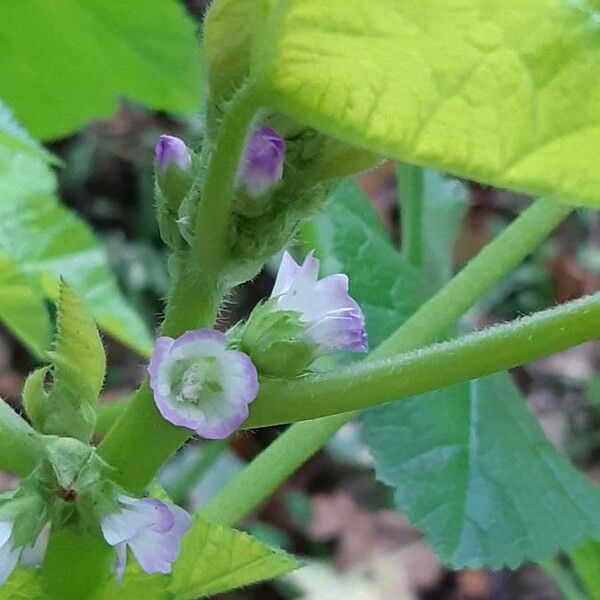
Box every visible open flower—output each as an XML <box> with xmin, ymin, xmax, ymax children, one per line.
<box><xmin>232</xmin><ymin>251</ymin><xmax>368</xmax><ymax>378</ymax></box>
<box><xmin>271</xmin><ymin>251</ymin><xmax>368</xmax><ymax>355</ymax></box>
<box><xmin>155</xmin><ymin>134</ymin><xmax>191</xmax><ymax>173</ymax></box>
<box><xmin>101</xmin><ymin>495</ymin><xmax>191</xmax><ymax>583</ymax></box>
<box><xmin>148</xmin><ymin>329</ymin><xmax>259</xmax><ymax>439</ymax></box>
<box><xmin>238</xmin><ymin>127</ymin><xmax>285</xmax><ymax>197</ymax></box>
<box><xmin>0</xmin><ymin>522</ymin><xmax>49</xmax><ymax>585</ymax></box>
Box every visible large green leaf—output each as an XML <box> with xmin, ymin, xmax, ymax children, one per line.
<box><xmin>362</xmin><ymin>374</ymin><xmax>600</xmax><ymax>568</ymax></box>
<box><xmin>252</xmin><ymin>0</ymin><xmax>600</xmax><ymax>206</ymax></box>
<box><xmin>0</xmin><ymin>0</ymin><xmax>200</xmax><ymax>140</ymax></box>
<box><xmin>0</xmin><ymin>104</ymin><xmax>152</xmax><ymax>356</ymax></box>
<box><xmin>311</xmin><ymin>179</ymin><xmax>426</xmax><ymax>347</ymax></box>
<box><xmin>170</xmin><ymin>517</ymin><xmax>298</xmax><ymax>599</ymax></box>
<box><xmin>0</xmin><ymin>251</ymin><xmax>51</xmax><ymax>357</ymax></box>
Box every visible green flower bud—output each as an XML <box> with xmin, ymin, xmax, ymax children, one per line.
<box><xmin>233</xmin><ymin>299</ymin><xmax>317</xmax><ymax>378</ymax></box>
<box><xmin>154</xmin><ymin>135</ymin><xmax>195</xmax><ymax>250</ymax></box>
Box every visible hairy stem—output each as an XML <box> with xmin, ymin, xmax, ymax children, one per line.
<box><xmin>245</xmin><ymin>292</ymin><xmax>600</xmax><ymax>426</ymax></box>
<box><xmin>97</xmin><ymin>86</ymin><xmax>260</xmax><ymax>492</ymax></box>
<box><xmin>199</xmin><ymin>198</ymin><xmax>573</xmax><ymax>526</ymax></box>
<box><xmin>398</xmin><ymin>163</ymin><xmax>424</xmax><ymax>267</ymax></box>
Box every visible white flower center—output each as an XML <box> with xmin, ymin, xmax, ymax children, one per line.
<box><xmin>177</xmin><ymin>363</ymin><xmax>207</xmax><ymax>403</ymax></box>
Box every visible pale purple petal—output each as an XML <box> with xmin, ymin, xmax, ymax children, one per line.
<box><xmin>102</xmin><ymin>496</ymin><xmax>173</xmax><ymax>545</ymax></box>
<box><xmin>271</xmin><ymin>251</ymin><xmax>302</xmax><ymax>297</ymax></box>
<box><xmin>0</xmin><ymin>533</ymin><xmax>19</xmax><ymax>585</ymax></box>
<box><xmin>155</xmin><ymin>135</ymin><xmax>191</xmax><ymax>172</ymax></box>
<box><xmin>115</xmin><ymin>543</ymin><xmax>127</xmax><ymax>584</ymax></box>
<box><xmin>238</xmin><ymin>127</ymin><xmax>285</xmax><ymax>198</ymax></box>
<box><xmin>269</xmin><ymin>252</ymin><xmax>368</xmax><ymax>355</ymax></box>
<box><xmin>20</xmin><ymin>526</ymin><xmax>50</xmax><ymax>567</ymax></box>
<box><xmin>0</xmin><ymin>522</ymin><xmax>11</xmax><ymax>547</ymax></box>
<box><xmin>128</xmin><ymin>529</ymin><xmax>177</xmax><ymax>575</ymax></box>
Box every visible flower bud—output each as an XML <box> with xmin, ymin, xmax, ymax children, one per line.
<box><xmin>154</xmin><ymin>135</ymin><xmax>194</xmax><ymax>250</ymax></box>
<box><xmin>238</xmin><ymin>127</ymin><xmax>285</xmax><ymax>198</ymax></box>
<box><xmin>232</xmin><ymin>251</ymin><xmax>368</xmax><ymax>378</ymax></box>
<box><xmin>155</xmin><ymin>135</ymin><xmax>192</xmax><ymax>173</ymax></box>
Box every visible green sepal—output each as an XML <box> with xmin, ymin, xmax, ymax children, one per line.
<box><xmin>155</xmin><ymin>158</ymin><xmax>196</xmax><ymax>250</ymax></box>
<box><xmin>23</xmin><ymin>281</ymin><xmax>106</xmax><ymax>442</ymax></box>
<box><xmin>235</xmin><ymin>299</ymin><xmax>316</xmax><ymax>378</ymax></box>
<box><xmin>33</xmin><ymin>437</ymin><xmax>119</xmax><ymax>535</ymax></box>
<box><xmin>0</xmin><ymin>493</ymin><xmax>46</xmax><ymax>549</ymax></box>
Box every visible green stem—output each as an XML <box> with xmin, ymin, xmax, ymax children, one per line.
<box><xmin>380</xmin><ymin>198</ymin><xmax>571</xmax><ymax>355</ymax></box>
<box><xmin>398</xmin><ymin>163</ymin><xmax>424</xmax><ymax>267</ymax></box>
<box><xmin>245</xmin><ymin>292</ymin><xmax>600</xmax><ymax>427</ymax></box>
<box><xmin>541</xmin><ymin>560</ymin><xmax>588</xmax><ymax>600</ymax></box>
<box><xmin>198</xmin><ymin>198</ymin><xmax>572</xmax><ymax>526</ymax></box>
<box><xmin>97</xmin><ymin>86</ymin><xmax>260</xmax><ymax>493</ymax></box>
<box><xmin>0</xmin><ymin>399</ymin><xmax>42</xmax><ymax>476</ymax></box>
<box><xmin>169</xmin><ymin>439</ymin><xmax>229</xmax><ymax>504</ymax></box>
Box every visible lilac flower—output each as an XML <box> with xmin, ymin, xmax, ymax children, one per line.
<box><xmin>0</xmin><ymin>522</ymin><xmax>49</xmax><ymax>584</ymax></box>
<box><xmin>155</xmin><ymin>135</ymin><xmax>191</xmax><ymax>173</ymax></box>
<box><xmin>101</xmin><ymin>495</ymin><xmax>192</xmax><ymax>583</ymax></box>
<box><xmin>271</xmin><ymin>251</ymin><xmax>368</xmax><ymax>355</ymax></box>
<box><xmin>238</xmin><ymin>127</ymin><xmax>285</xmax><ymax>197</ymax></box>
<box><xmin>148</xmin><ymin>329</ymin><xmax>259</xmax><ymax>439</ymax></box>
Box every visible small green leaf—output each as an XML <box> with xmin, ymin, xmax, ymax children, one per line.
<box><xmin>170</xmin><ymin>517</ymin><xmax>298</xmax><ymax>599</ymax></box>
<box><xmin>311</xmin><ymin>179</ymin><xmax>426</xmax><ymax>346</ymax></box>
<box><xmin>254</xmin><ymin>0</ymin><xmax>600</xmax><ymax>206</ymax></box>
<box><xmin>0</xmin><ymin>251</ymin><xmax>51</xmax><ymax>357</ymax></box>
<box><xmin>0</xmin><ymin>568</ymin><xmax>44</xmax><ymax>600</ymax></box>
<box><xmin>0</xmin><ymin>103</ymin><xmax>152</xmax><ymax>356</ymax></box>
<box><xmin>92</xmin><ymin>565</ymin><xmax>170</xmax><ymax>600</ymax></box>
<box><xmin>571</xmin><ymin>540</ymin><xmax>600</xmax><ymax>600</ymax></box>
<box><xmin>362</xmin><ymin>373</ymin><xmax>600</xmax><ymax>568</ymax></box>
<box><xmin>26</xmin><ymin>282</ymin><xmax>106</xmax><ymax>441</ymax></box>
<box><xmin>51</xmin><ymin>281</ymin><xmax>106</xmax><ymax>399</ymax></box>
<box><xmin>0</xmin><ymin>1</ymin><xmax>201</xmax><ymax>139</ymax></box>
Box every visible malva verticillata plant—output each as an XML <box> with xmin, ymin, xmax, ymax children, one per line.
<box><xmin>0</xmin><ymin>0</ymin><xmax>600</xmax><ymax>598</ymax></box>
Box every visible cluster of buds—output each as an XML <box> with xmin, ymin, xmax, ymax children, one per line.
<box><xmin>147</xmin><ymin>250</ymin><xmax>368</xmax><ymax>437</ymax></box>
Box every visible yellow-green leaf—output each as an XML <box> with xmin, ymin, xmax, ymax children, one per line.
<box><xmin>170</xmin><ymin>517</ymin><xmax>298</xmax><ymax>599</ymax></box>
<box><xmin>0</xmin><ymin>251</ymin><xmax>51</xmax><ymax>357</ymax></box>
<box><xmin>254</xmin><ymin>0</ymin><xmax>600</xmax><ymax>207</ymax></box>
<box><xmin>0</xmin><ymin>568</ymin><xmax>44</xmax><ymax>600</ymax></box>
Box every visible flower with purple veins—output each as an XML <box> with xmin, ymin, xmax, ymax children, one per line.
<box><xmin>101</xmin><ymin>495</ymin><xmax>192</xmax><ymax>583</ymax></box>
<box><xmin>148</xmin><ymin>329</ymin><xmax>259</xmax><ymax>439</ymax></box>
<box><xmin>271</xmin><ymin>251</ymin><xmax>368</xmax><ymax>355</ymax></box>
<box><xmin>238</xmin><ymin>127</ymin><xmax>285</xmax><ymax>198</ymax></box>
<box><xmin>155</xmin><ymin>134</ymin><xmax>192</xmax><ymax>173</ymax></box>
